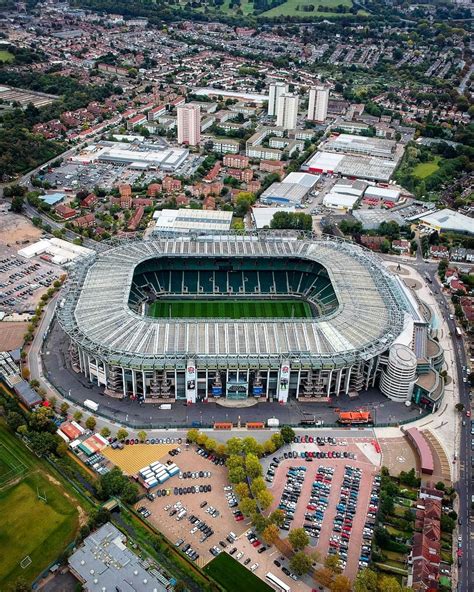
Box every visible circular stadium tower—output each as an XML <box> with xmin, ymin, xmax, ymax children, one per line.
<box><xmin>57</xmin><ymin>234</ymin><xmax>409</xmax><ymax>405</ymax></box>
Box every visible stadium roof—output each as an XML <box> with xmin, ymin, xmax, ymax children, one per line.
<box><xmin>153</xmin><ymin>209</ymin><xmax>233</xmax><ymax>232</ymax></box>
<box><xmin>58</xmin><ymin>234</ymin><xmax>408</xmax><ymax>369</ymax></box>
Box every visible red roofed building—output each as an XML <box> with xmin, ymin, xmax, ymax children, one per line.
<box><xmin>120</xmin><ymin>194</ymin><xmax>132</xmax><ymax>209</ymax></box>
<box><xmin>147</xmin><ymin>183</ymin><xmax>162</xmax><ymax>197</ymax></box>
<box><xmin>204</xmin><ymin>162</ymin><xmax>222</xmax><ymax>183</ymax></box>
<box><xmin>163</xmin><ymin>177</ymin><xmax>182</xmax><ymax>192</ymax></box>
<box><xmin>430</xmin><ymin>245</ymin><xmax>449</xmax><ymax>259</ymax></box>
<box><xmin>73</xmin><ymin>213</ymin><xmax>96</xmax><ymax>228</ymax></box>
<box><xmin>58</xmin><ymin>421</ymin><xmax>84</xmax><ymax>441</ymax></box>
<box><xmin>203</xmin><ymin>196</ymin><xmax>216</xmax><ymax>210</ymax></box>
<box><xmin>55</xmin><ymin>204</ymin><xmax>77</xmax><ymax>219</ymax></box>
<box><xmin>80</xmin><ymin>193</ymin><xmax>98</xmax><ymax>209</ymax></box>
<box><xmin>127</xmin><ymin>206</ymin><xmax>144</xmax><ymax>231</ymax></box>
<box><xmin>247</xmin><ymin>180</ymin><xmax>261</xmax><ymax>193</ymax></box>
<box><xmin>176</xmin><ymin>194</ymin><xmax>190</xmax><ymax>207</ymax></box>
<box><xmin>132</xmin><ymin>198</ymin><xmax>153</xmax><ymax>208</ymax></box>
<box><xmin>227</xmin><ymin>168</ymin><xmax>253</xmax><ymax>183</ymax></box>
<box><xmin>260</xmin><ymin>160</ymin><xmax>285</xmax><ymax>175</ymax></box>
<box><xmin>119</xmin><ymin>184</ymin><xmax>132</xmax><ymax>198</ymax></box>
<box><xmin>360</xmin><ymin>235</ymin><xmax>386</xmax><ymax>252</ymax></box>
<box><xmin>223</xmin><ymin>154</ymin><xmax>249</xmax><ymax>169</ymax></box>
<box><xmin>147</xmin><ymin>105</ymin><xmax>167</xmax><ymax>121</ymax></box>
<box><xmin>127</xmin><ymin>114</ymin><xmax>147</xmax><ymax>129</ymax></box>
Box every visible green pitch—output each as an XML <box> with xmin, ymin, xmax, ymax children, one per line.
<box><xmin>205</xmin><ymin>553</ymin><xmax>273</xmax><ymax>592</ymax></box>
<box><xmin>149</xmin><ymin>299</ymin><xmax>313</xmax><ymax>319</ymax></box>
<box><xmin>0</xmin><ymin>420</ymin><xmax>82</xmax><ymax>587</ymax></box>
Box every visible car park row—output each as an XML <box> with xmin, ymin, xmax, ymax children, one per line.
<box><xmin>277</xmin><ymin>465</ymin><xmax>307</xmax><ymax>531</ymax></box>
<box><xmin>304</xmin><ymin>466</ymin><xmax>334</xmax><ymax>543</ymax></box>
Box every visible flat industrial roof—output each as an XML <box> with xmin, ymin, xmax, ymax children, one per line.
<box><xmin>260</xmin><ymin>182</ymin><xmax>310</xmax><ymax>204</ymax></box>
<box><xmin>283</xmin><ymin>172</ymin><xmax>320</xmax><ymax>188</ymax></box>
<box><xmin>417</xmin><ymin>208</ymin><xmax>474</xmax><ymax>235</ymax></box>
<box><xmin>251</xmin><ymin>206</ymin><xmax>297</xmax><ymax>228</ymax></box>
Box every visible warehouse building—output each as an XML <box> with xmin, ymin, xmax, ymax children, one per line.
<box><xmin>364</xmin><ymin>185</ymin><xmax>401</xmax><ymax>203</ymax></box>
<box><xmin>260</xmin><ymin>172</ymin><xmax>318</xmax><ymax>206</ymax></box>
<box><xmin>409</xmin><ymin>208</ymin><xmax>474</xmax><ymax>236</ymax></box>
<box><xmin>251</xmin><ymin>206</ymin><xmax>297</xmax><ymax>228</ymax></box>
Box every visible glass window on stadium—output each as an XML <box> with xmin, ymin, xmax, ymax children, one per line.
<box><xmin>176</xmin><ymin>371</ymin><xmax>186</xmax><ymax>399</ymax></box>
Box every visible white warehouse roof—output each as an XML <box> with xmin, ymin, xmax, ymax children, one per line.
<box><xmin>283</xmin><ymin>172</ymin><xmax>320</xmax><ymax>188</ymax></box>
<box><xmin>323</xmin><ymin>193</ymin><xmax>359</xmax><ymax>210</ymax></box>
<box><xmin>251</xmin><ymin>206</ymin><xmax>297</xmax><ymax>229</ymax></box>
<box><xmin>415</xmin><ymin>208</ymin><xmax>474</xmax><ymax>235</ymax></box>
<box><xmin>364</xmin><ymin>186</ymin><xmax>400</xmax><ymax>200</ymax></box>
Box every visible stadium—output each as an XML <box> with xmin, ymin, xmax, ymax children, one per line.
<box><xmin>57</xmin><ymin>233</ymin><xmax>444</xmax><ymax>408</ymax></box>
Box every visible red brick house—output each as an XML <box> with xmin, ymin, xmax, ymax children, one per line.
<box><xmin>80</xmin><ymin>193</ymin><xmax>98</xmax><ymax>209</ymax></box>
<box><xmin>55</xmin><ymin>204</ymin><xmax>77</xmax><ymax>219</ymax></box>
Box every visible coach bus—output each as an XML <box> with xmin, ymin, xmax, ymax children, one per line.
<box><xmin>265</xmin><ymin>572</ymin><xmax>291</xmax><ymax>592</ymax></box>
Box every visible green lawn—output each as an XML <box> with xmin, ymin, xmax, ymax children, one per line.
<box><xmin>412</xmin><ymin>157</ymin><xmax>441</xmax><ymax>179</ymax></box>
<box><xmin>262</xmin><ymin>0</ymin><xmax>352</xmax><ymax>17</ymax></box>
<box><xmin>0</xmin><ymin>50</ymin><xmax>14</xmax><ymax>63</ymax></box>
<box><xmin>204</xmin><ymin>553</ymin><xmax>273</xmax><ymax>592</ymax></box>
<box><xmin>0</xmin><ymin>423</ymin><xmax>82</xmax><ymax>587</ymax></box>
<box><xmin>149</xmin><ymin>299</ymin><xmax>313</xmax><ymax>319</ymax></box>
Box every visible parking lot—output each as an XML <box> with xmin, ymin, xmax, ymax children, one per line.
<box><xmin>0</xmin><ymin>243</ymin><xmax>60</xmax><ymax>314</ymax></box>
<box><xmin>137</xmin><ymin>445</ymin><xmax>249</xmax><ymax>567</ymax></box>
<box><xmin>266</xmin><ymin>436</ymin><xmax>380</xmax><ymax>581</ymax></box>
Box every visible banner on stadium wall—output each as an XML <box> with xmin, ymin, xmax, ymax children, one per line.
<box><xmin>186</xmin><ymin>360</ymin><xmax>197</xmax><ymax>404</ymax></box>
<box><xmin>278</xmin><ymin>361</ymin><xmax>290</xmax><ymax>403</ymax></box>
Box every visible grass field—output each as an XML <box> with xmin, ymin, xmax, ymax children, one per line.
<box><xmin>204</xmin><ymin>553</ymin><xmax>273</xmax><ymax>592</ymax></box>
<box><xmin>149</xmin><ymin>299</ymin><xmax>312</xmax><ymax>319</ymax></box>
<box><xmin>0</xmin><ymin>422</ymin><xmax>82</xmax><ymax>587</ymax></box>
<box><xmin>0</xmin><ymin>50</ymin><xmax>14</xmax><ymax>63</ymax></box>
<box><xmin>262</xmin><ymin>0</ymin><xmax>352</xmax><ymax>17</ymax></box>
<box><xmin>412</xmin><ymin>157</ymin><xmax>441</xmax><ymax>179</ymax></box>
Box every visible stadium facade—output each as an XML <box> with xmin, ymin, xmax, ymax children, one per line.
<box><xmin>57</xmin><ymin>233</ymin><xmax>444</xmax><ymax>410</ymax></box>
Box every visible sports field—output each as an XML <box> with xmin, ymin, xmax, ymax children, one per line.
<box><xmin>149</xmin><ymin>299</ymin><xmax>312</xmax><ymax>319</ymax></box>
<box><xmin>204</xmin><ymin>553</ymin><xmax>273</xmax><ymax>592</ymax></box>
<box><xmin>0</xmin><ymin>422</ymin><xmax>82</xmax><ymax>587</ymax></box>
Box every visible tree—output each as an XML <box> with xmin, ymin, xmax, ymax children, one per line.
<box><xmin>288</xmin><ymin>527</ymin><xmax>309</xmax><ymax>551</ymax></box>
<box><xmin>242</xmin><ymin>436</ymin><xmax>260</xmax><ymax>456</ymax></box>
<box><xmin>228</xmin><ymin>466</ymin><xmax>246</xmax><ymax>484</ymax></box>
<box><xmin>270</xmin><ymin>432</ymin><xmax>284</xmax><ymax>449</ymax></box>
<box><xmin>251</xmin><ymin>513</ymin><xmax>269</xmax><ymax>533</ymax></box>
<box><xmin>315</xmin><ymin>567</ymin><xmax>334</xmax><ymax>588</ymax></box>
<box><xmin>250</xmin><ymin>476</ymin><xmax>266</xmax><ymax>495</ymax></box>
<box><xmin>354</xmin><ymin>568</ymin><xmax>378</xmax><ymax>592</ymax></box>
<box><xmin>73</xmin><ymin>410</ymin><xmax>83</xmax><ymax>423</ymax></box>
<box><xmin>100</xmin><ymin>426</ymin><xmax>111</xmax><ymax>438</ymax></box>
<box><xmin>85</xmin><ymin>416</ymin><xmax>97</xmax><ymax>430</ymax></box>
<box><xmin>377</xmin><ymin>575</ymin><xmax>403</xmax><ymax>592</ymax></box>
<box><xmin>60</xmin><ymin>401</ymin><xmax>70</xmax><ymax>416</ymax></box>
<box><xmin>330</xmin><ymin>575</ymin><xmax>352</xmax><ymax>592</ymax></box>
<box><xmin>11</xmin><ymin>196</ymin><xmax>24</xmax><ymax>213</ymax></box>
<box><xmin>262</xmin><ymin>523</ymin><xmax>280</xmax><ymax>545</ymax></box>
<box><xmin>245</xmin><ymin>453</ymin><xmax>263</xmax><ymax>479</ymax></box>
<box><xmin>455</xmin><ymin>403</ymin><xmax>465</xmax><ymax>412</ymax></box>
<box><xmin>234</xmin><ymin>482</ymin><xmax>250</xmax><ymax>498</ymax></box>
<box><xmin>29</xmin><ymin>406</ymin><xmax>55</xmax><ymax>432</ymax></box>
<box><xmin>263</xmin><ymin>439</ymin><xmax>276</xmax><ymax>455</ymax></box>
<box><xmin>226</xmin><ymin>454</ymin><xmax>244</xmax><ymax>470</ymax></box>
<box><xmin>256</xmin><ymin>489</ymin><xmax>273</xmax><ymax>510</ymax></box>
<box><xmin>6</xmin><ymin>411</ymin><xmax>26</xmax><ymax>432</ymax></box>
<box><xmin>21</xmin><ymin>367</ymin><xmax>30</xmax><ymax>380</ymax></box>
<box><xmin>289</xmin><ymin>551</ymin><xmax>312</xmax><ymax>575</ymax></box>
<box><xmin>121</xmin><ymin>481</ymin><xmax>139</xmax><ymax>504</ymax></box>
<box><xmin>117</xmin><ymin>428</ymin><xmax>128</xmax><ymax>441</ymax></box>
<box><xmin>268</xmin><ymin>509</ymin><xmax>285</xmax><ymax>527</ymax></box>
<box><xmin>137</xmin><ymin>430</ymin><xmax>147</xmax><ymax>442</ymax></box>
<box><xmin>280</xmin><ymin>426</ymin><xmax>295</xmax><ymax>444</ymax></box>
<box><xmin>28</xmin><ymin>431</ymin><xmax>59</xmax><ymax>456</ymax></box>
<box><xmin>186</xmin><ymin>428</ymin><xmax>199</xmax><ymax>442</ymax></box>
<box><xmin>56</xmin><ymin>441</ymin><xmax>69</xmax><ymax>457</ymax></box>
<box><xmin>239</xmin><ymin>497</ymin><xmax>257</xmax><ymax>516</ymax></box>
<box><xmin>325</xmin><ymin>553</ymin><xmax>343</xmax><ymax>574</ymax></box>
<box><xmin>225</xmin><ymin>437</ymin><xmax>244</xmax><ymax>455</ymax></box>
